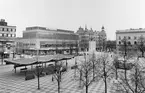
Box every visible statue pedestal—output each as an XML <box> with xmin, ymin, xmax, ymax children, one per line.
<box><xmin>89</xmin><ymin>41</ymin><xmax>96</xmax><ymax>53</ymax></box>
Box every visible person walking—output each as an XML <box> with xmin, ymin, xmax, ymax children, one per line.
<box><xmin>52</xmin><ymin>75</ymin><xmax>54</xmax><ymax>81</ymax></box>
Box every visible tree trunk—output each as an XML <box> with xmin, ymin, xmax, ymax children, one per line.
<box><xmin>79</xmin><ymin>70</ymin><xmax>82</xmax><ymax>87</ymax></box>
<box><xmin>58</xmin><ymin>77</ymin><xmax>60</xmax><ymax>93</ymax></box>
<box><xmin>135</xmin><ymin>68</ymin><xmax>138</xmax><ymax>93</ymax></box>
<box><xmin>93</xmin><ymin>62</ymin><xmax>95</xmax><ymax>81</ymax></box>
<box><xmin>124</xmin><ymin>62</ymin><xmax>127</xmax><ymax>81</ymax></box>
<box><xmin>85</xmin><ymin>72</ymin><xmax>88</xmax><ymax>93</ymax></box>
<box><xmin>105</xmin><ymin>77</ymin><xmax>107</xmax><ymax>93</ymax></box>
<box><xmin>86</xmin><ymin>85</ymin><xmax>88</xmax><ymax>93</ymax></box>
<box><xmin>116</xmin><ymin>68</ymin><xmax>118</xmax><ymax>80</ymax></box>
<box><xmin>124</xmin><ymin>56</ymin><xmax>127</xmax><ymax>81</ymax></box>
<box><xmin>142</xmin><ymin>51</ymin><xmax>144</xmax><ymax>57</ymax></box>
<box><xmin>37</xmin><ymin>67</ymin><xmax>40</xmax><ymax>90</ymax></box>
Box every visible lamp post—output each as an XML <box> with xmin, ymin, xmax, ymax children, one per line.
<box><xmin>121</xmin><ymin>37</ymin><xmax>129</xmax><ymax>81</ymax></box>
<box><xmin>1</xmin><ymin>41</ymin><xmax>4</xmax><ymax>65</ymax></box>
<box><xmin>36</xmin><ymin>48</ymin><xmax>40</xmax><ymax>90</ymax></box>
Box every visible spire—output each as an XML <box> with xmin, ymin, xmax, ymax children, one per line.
<box><xmin>85</xmin><ymin>24</ymin><xmax>88</xmax><ymax>31</ymax></box>
<box><xmin>102</xmin><ymin>26</ymin><xmax>105</xmax><ymax>31</ymax></box>
<box><xmin>90</xmin><ymin>27</ymin><xmax>93</xmax><ymax>32</ymax></box>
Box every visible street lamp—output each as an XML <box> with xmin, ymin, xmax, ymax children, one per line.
<box><xmin>36</xmin><ymin>48</ymin><xmax>40</xmax><ymax>90</ymax></box>
<box><xmin>0</xmin><ymin>41</ymin><xmax>4</xmax><ymax>65</ymax></box>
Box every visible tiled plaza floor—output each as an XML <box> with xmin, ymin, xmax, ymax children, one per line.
<box><xmin>0</xmin><ymin>64</ymin><xmax>114</xmax><ymax>93</ymax></box>
<box><xmin>0</xmin><ymin>54</ymin><xmax>115</xmax><ymax>93</ymax></box>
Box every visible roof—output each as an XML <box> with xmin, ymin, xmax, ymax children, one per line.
<box><xmin>116</xmin><ymin>28</ymin><xmax>145</xmax><ymax>34</ymax></box>
<box><xmin>4</xmin><ymin>54</ymin><xmax>74</xmax><ymax>65</ymax></box>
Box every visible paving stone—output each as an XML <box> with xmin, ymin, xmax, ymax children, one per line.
<box><xmin>0</xmin><ymin>55</ymin><xmax>115</xmax><ymax>93</ymax></box>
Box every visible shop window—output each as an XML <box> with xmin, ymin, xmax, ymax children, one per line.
<box><xmin>134</xmin><ymin>36</ymin><xmax>137</xmax><ymax>40</ymax></box>
<box><xmin>128</xmin><ymin>41</ymin><xmax>131</xmax><ymax>45</ymax></box>
<box><xmin>134</xmin><ymin>41</ymin><xmax>137</xmax><ymax>44</ymax></box>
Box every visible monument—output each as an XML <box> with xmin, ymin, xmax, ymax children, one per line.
<box><xmin>89</xmin><ymin>36</ymin><xmax>96</xmax><ymax>53</ymax></box>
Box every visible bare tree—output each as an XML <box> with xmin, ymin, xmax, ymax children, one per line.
<box><xmin>137</xmin><ymin>35</ymin><xmax>145</xmax><ymax>57</ymax></box>
<box><xmin>106</xmin><ymin>40</ymin><xmax>116</xmax><ymax>52</ymax></box>
<box><xmin>52</xmin><ymin>61</ymin><xmax>66</xmax><ymax>93</ymax></box>
<box><xmin>89</xmin><ymin>52</ymin><xmax>101</xmax><ymax>81</ymax></box>
<box><xmin>120</xmin><ymin>37</ymin><xmax>132</xmax><ymax>81</ymax></box>
<box><xmin>77</xmin><ymin>57</ymin><xmax>94</xmax><ymax>93</ymax></box>
<box><xmin>98</xmin><ymin>53</ymin><xmax>114</xmax><ymax>93</ymax></box>
<box><xmin>89</xmin><ymin>52</ymin><xmax>96</xmax><ymax>81</ymax></box>
<box><xmin>112</xmin><ymin>55</ymin><xmax>119</xmax><ymax>80</ymax></box>
<box><xmin>116</xmin><ymin>59</ymin><xmax>145</xmax><ymax>93</ymax></box>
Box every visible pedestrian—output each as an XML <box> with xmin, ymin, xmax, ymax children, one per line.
<box><xmin>66</xmin><ymin>61</ymin><xmax>68</xmax><ymax>67</ymax></box>
<box><xmin>52</xmin><ymin>75</ymin><xmax>54</xmax><ymax>81</ymax></box>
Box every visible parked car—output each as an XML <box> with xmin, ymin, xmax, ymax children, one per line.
<box><xmin>61</xmin><ymin>67</ymin><xmax>67</xmax><ymax>72</ymax></box>
<box><xmin>71</xmin><ymin>65</ymin><xmax>78</xmax><ymax>69</ymax></box>
<box><xmin>114</xmin><ymin>60</ymin><xmax>134</xmax><ymax>70</ymax></box>
<box><xmin>78</xmin><ymin>53</ymin><xmax>83</xmax><ymax>56</ymax></box>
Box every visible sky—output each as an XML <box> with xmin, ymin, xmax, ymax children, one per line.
<box><xmin>0</xmin><ymin>0</ymin><xmax>145</xmax><ymax>40</ymax></box>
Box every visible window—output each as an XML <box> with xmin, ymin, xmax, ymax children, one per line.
<box><xmin>2</xmin><ymin>34</ymin><xmax>4</xmax><ymax>37</ymax></box>
<box><xmin>6</xmin><ymin>34</ymin><xmax>8</xmax><ymax>37</ymax></box>
<box><xmin>128</xmin><ymin>36</ymin><xmax>131</xmax><ymax>39</ymax></box>
<box><xmin>119</xmin><ymin>36</ymin><xmax>121</xmax><ymax>40</ymax></box>
<box><xmin>7</xmin><ymin>28</ymin><xmax>9</xmax><ymax>31</ymax></box>
<box><xmin>11</xmin><ymin>29</ymin><xmax>13</xmax><ymax>32</ymax></box>
<box><xmin>134</xmin><ymin>36</ymin><xmax>137</xmax><ymax>40</ymax></box>
<box><xmin>4</xmin><ymin>28</ymin><xmax>7</xmax><ymax>31</ymax></box>
<box><xmin>9</xmin><ymin>28</ymin><xmax>11</xmax><ymax>31</ymax></box>
<box><xmin>2</xmin><ymin>28</ymin><xmax>4</xmax><ymax>31</ymax></box>
<box><xmin>15</xmin><ymin>29</ymin><xmax>16</xmax><ymax>32</ymax></box>
<box><xmin>119</xmin><ymin>41</ymin><xmax>121</xmax><ymax>44</ymax></box>
<box><xmin>128</xmin><ymin>41</ymin><xmax>131</xmax><ymax>45</ymax></box>
<box><xmin>13</xmin><ymin>29</ymin><xmax>15</xmax><ymax>32</ymax></box>
<box><xmin>11</xmin><ymin>34</ymin><xmax>12</xmax><ymax>37</ymax></box>
<box><xmin>124</xmin><ymin>36</ymin><xmax>126</xmax><ymax>39</ymax></box>
<box><xmin>134</xmin><ymin>41</ymin><xmax>137</xmax><ymax>44</ymax></box>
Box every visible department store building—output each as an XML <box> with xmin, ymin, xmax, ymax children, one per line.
<box><xmin>16</xmin><ymin>26</ymin><xmax>79</xmax><ymax>55</ymax></box>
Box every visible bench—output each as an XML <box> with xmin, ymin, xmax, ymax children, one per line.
<box><xmin>25</xmin><ymin>74</ymin><xmax>35</xmax><ymax>80</ymax></box>
<box><xmin>20</xmin><ymin>68</ymin><xmax>27</xmax><ymax>73</ymax></box>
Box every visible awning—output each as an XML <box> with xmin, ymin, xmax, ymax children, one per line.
<box><xmin>4</xmin><ymin>54</ymin><xmax>74</xmax><ymax>65</ymax></box>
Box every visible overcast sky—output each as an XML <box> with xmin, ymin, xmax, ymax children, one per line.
<box><xmin>0</xmin><ymin>0</ymin><xmax>144</xmax><ymax>40</ymax></box>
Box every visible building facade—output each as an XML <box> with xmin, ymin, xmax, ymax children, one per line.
<box><xmin>76</xmin><ymin>26</ymin><xmax>107</xmax><ymax>51</ymax></box>
<box><xmin>116</xmin><ymin>28</ymin><xmax>145</xmax><ymax>55</ymax></box>
<box><xmin>16</xmin><ymin>26</ymin><xmax>79</xmax><ymax>55</ymax></box>
<box><xmin>0</xmin><ymin>19</ymin><xmax>16</xmax><ymax>58</ymax></box>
